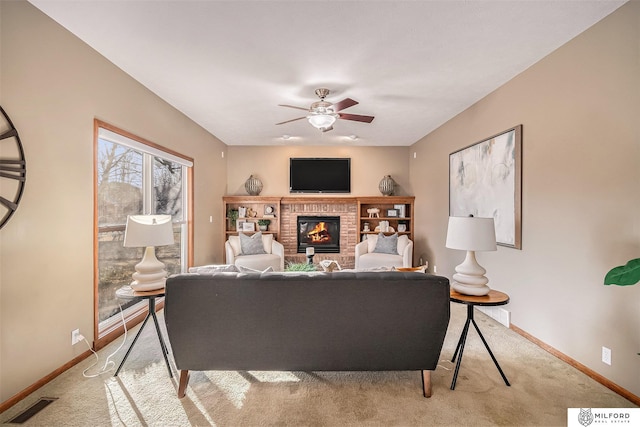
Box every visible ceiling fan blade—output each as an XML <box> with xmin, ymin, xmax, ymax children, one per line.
<box><xmin>278</xmin><ymin>104</ymin><xmax>309</xmax><ymax>112</ymax></box>
<box><xmin>321</xmin><ymin>126</ymin><xmax>334</xmax><ymax>133</ymax></box>
<box><xmin>275</xmin><ymin>116</ymin><xmax>306</xmax><ymax>125</ymax></box>
<box><xmin>331</xmin><ymin>98</ymin><xmax>358</xmax><ymax>112</ymax></box>
<box><xmin>338</xmin><ymin>113</ymin><xmax>375</xmax><ymax>123</ymax></box>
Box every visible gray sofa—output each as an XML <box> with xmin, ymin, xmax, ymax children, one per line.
<box><xmin>164</xmin><ymin>271</ymin><xmax>450</xmax><ymax>398</ymax></box>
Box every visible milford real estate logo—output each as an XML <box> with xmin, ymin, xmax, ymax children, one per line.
<box><xmin>568</xmin><ymin>408</ymin><xmax>637</xmax><ymax>426</ymax></box>
<box><xmin>579</xmin><ymin>409</ymin><xmax>594</xmax><ymax>426</ymax></box>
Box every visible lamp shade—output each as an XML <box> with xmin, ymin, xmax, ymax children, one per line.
<box><xmin>307</xmin><ymin>114</ymin><xmax>336</xmax><ymax>129</ymax></box>
<box><xmin>124</xmin><ymin>215</ymin><xmax>174</xmax><ymax>248</ymax></box>
<box><xmin>446</xmin><ymin>216</ymin><xmax>497</xmax><ymax>252</ymax></box>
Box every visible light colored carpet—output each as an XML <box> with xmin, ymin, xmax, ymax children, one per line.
<box><xmin>2</xmin><ymin>303</ymin><xmax>636</xmax><ymax>426</ymax></box>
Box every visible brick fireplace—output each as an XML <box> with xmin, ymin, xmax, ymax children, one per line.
<box><xmin>280</xmin><ymin>197</ymin><xmax>358</xmax><ymax>268</ymax></box>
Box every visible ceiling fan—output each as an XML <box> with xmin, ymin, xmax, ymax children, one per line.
<box><xmin>276</xmin><ymin>88</ymin><xmax>374</xmax><ymax>132</ymax></box>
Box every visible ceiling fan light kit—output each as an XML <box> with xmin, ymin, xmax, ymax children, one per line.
<box><xmin>307</xmin><ymin>113</ymin><xmax>337</xmax><ymax>131</ymax></box>
<box><xmin>277</xmin><ymin>88</ymin><xmax>374</xmax><ymax>133</ymax></box>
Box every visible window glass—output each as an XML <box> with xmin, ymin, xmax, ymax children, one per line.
<box><xmin>95</xmin><ymin>126</ymin><xmax>191</xmax><ymax>337</ymax></box>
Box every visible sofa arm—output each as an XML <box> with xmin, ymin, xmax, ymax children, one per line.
<box><xmin>402</xmin><ymin>241</ymin><xmax>414</xmax><ymax>268</ymax></box>
<box><xmin>355</xmin><ymin>240</ymin><xmax>369</xmax><ymax>269</ymax></box>
<box><xmin>271</xmin><ymin>240</ymin><xmax>285</xmax><ymax>271</ymax></box>
<box><xmin>225</xmin><ymin>240</ymin><xmax>236</xmax><ymax>265</ymax></box>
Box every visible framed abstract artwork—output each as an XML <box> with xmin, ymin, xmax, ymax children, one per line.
<box><xmin>449</xmin><ymin>125</ymin><xmax>522</xmax><ymax>249</ymax></box>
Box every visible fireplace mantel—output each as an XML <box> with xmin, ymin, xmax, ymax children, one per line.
<box><xmin>281</xmin><ymin>196</ymin><xmax>358</xmax><ymax>204</ymax></box>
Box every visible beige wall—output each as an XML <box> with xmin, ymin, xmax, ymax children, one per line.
<box><xmin>227</xmin><ymin>146</ymin><xmax>411</xmax><ymax>196</ymax></box>
<box><xmin>0</xmin><ymin>1</ymin><xmax>226</xmax><ymax>401</ymax></box>
<box><xmin>411</xmin><ymin>1</ymin><xmax>640</xmax><ymax>397</ymax></box>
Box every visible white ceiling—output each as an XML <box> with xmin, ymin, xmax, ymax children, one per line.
<box><xmin>29</xmin><ymin>0</ymin><xmax>625</xmax><ymax>147</ymax></box>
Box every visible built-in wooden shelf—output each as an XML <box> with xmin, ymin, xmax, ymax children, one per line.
<box><xmin>222</xmin><ymin>195</ymin><xmax>415</xmax><ymax>259</ymax></box>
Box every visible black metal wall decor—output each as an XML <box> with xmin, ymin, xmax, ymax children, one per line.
<box><xmin>0</xmin><ymin>106</ymin><xmax>26</xmax><ymax>230</ymax></box>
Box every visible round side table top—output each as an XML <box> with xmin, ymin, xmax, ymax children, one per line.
<box><xmin>116</xmin><ymin>286</ymin><xmax>165</xmax><ymax>299</ymax></box>
<box><xmin>450</xmin><ymin>289</ymin><xmax>509</xmax><ymax>306</ymax></box>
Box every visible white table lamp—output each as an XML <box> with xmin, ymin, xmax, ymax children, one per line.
<box><xmin>446</xmin><ymin>215</ymin><xmax>497</xmax><ymax>296</ymax></box>
<box><xmin>124</xmin><ymin>214</ymin><xmax>174</xmax><ymax>291</ymax></box>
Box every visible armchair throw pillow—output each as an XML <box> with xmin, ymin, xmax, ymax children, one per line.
<box><xmin>239</xmin><ymin>232</ymin><xmax>267</xmax><ymax>255</ymax></box>
<box><xmin>373</xmin><ymin>232</ymin><xmax>399</xmax><ymax>255</ymax></box>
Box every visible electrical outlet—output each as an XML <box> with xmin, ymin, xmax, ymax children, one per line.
<box><xmin>602</xmin><ymin>346</ymin><xmax>612</xmax><ymax>365</ymax></box>
<box><xmin>71</xmin><ymin>329</ymin><xmax>83</xmax><ymax>345</ymax></box>
<box><xmin>433</xmin><ymin>265</ymin><xmax>437</xmax><ymax>274</ymax></box>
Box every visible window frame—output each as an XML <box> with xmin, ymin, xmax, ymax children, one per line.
<box><xmin>93</xmin><ymin>120</ymin><xmax>193</xmax><ymax>350</ymax></box>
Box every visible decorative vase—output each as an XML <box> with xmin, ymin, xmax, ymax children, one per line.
<box><xmin>245</xmin><ymin>175</ymin><xmax>263</xmax><ymax>196</ymax></box>
<box><xmin>379</xmin><ymin>175</ymin><xmax>395</xmax><ymax>196</ymax></box>
<box><xmin>259</xmin><ymin>225</ymin><xmax>268</xmax><ymax>232</ymax></box>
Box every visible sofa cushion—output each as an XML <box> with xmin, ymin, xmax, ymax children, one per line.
<box><xmin>237</xmin><ymin>265</ymin><xmax>274</xmax><ymax>274</ymax></box>
<box><xmin>373</xmin><ymin>233</ymin><xmax>398</xmax><ymax>254</ymax></box>
<box><xmin>189</xmin><ymin>264</ymin><xmax>239</xmax><ymax>274</ymax></box>
<box><xmin>234</xmin><ymin>253</ymin><xmax>282</xmax><ymax>271</ymax></box>
<box><xmin>239</xmin><ymin>232</ymin><xmax>267</xmax><ymax>255</ymax></box>
<box><xmin>357</xmin><ymin>253</ymin><xmax>404</xmax><ymax>270</ymax></box>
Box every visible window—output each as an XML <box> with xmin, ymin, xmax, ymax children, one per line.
<box><xmin>94</xmin><ymin>121</ymin><xmax>193</xmax><ymax>348</ymax></box>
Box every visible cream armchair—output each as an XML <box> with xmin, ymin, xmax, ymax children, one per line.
<box><xmin>355</xmin><ymin>234</ymin><xmax>413</xmax><ymax>270</ymax></box>
<box><xmin>225</xmin><ymin>233</ymin><xmax>285</xmax><ymax>272</ymax></box>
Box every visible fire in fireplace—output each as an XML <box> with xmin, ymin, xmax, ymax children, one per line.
<box><xmin>297</xmin><ymin>216</ymin><xmax>340</xmax><ymax>253</ymax></box>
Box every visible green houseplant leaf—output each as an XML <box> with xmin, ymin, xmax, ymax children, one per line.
<box><xmin>285</xmin><ymin>262</ymin><xmax>316</xmax><ymax>272</ymax></box>
<box><xmin>604</xmin><ymin>258</ymin><xmax>640</xmax><ymax>286</ymax></box>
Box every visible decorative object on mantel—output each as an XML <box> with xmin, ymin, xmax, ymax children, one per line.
<box><xmin>445</xmin><ymin>215</ymin><xmax>497</xmax><ymax>296</ymax></box>
<box><xmin>379</xmin><ymin>175</ymin><xmax>395</xmax><ymax>196</ymax></box>
<box><xmin>246</xmin><ymin>207</ymin><xmax>258</xmax><ymax>218</ymax></box>
<box><xmin>245</xmin><ymin>175</ymin><xmax>263</xmax><ymax>196</ymax></box>
<box><xmin>306</xmin><ymin>246</ymin><xmax>315</xmax><ymax>265</ymax></box>
<box><xmin>227</xmin><ymin>209</ymin><xmax>239</xmax><ymax>230</ymax></box>
<box><xmin>374</xmin><ymin>221</ymin><xmax>394</xmax><ymax>233</ymax></box>
<box><xmin>320</xmin><ymin>259</ymin><xmax>342</xmax><ymax>272</ymax></box>
<box><xmin>257</xmin><ymin>219</ymin><xmax>271</xmax><ymax>232</ymax></box>
<box><xmin>264</xmin><ymin>204</ymin><xmax>276</xmax><ymax>217</ymax></box>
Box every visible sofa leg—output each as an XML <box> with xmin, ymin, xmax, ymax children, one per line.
<box><xmin>178</xmin><ymin>370</ymin><xmax>190</xmax><ymax>398</ymax></box>
<box><xmin>421</xmin><ymin>370</ymin><xmax>432</xmax><ymax>398</ymax></box>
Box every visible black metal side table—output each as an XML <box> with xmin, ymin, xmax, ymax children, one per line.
<box><xmin>114</xmin><ymin>286</ymin><xmax>172</xmax><ymax>377</ymax></box>
<box><xmin>449</xmin><ymin>289</ymin><xmax>511</xmax><ymax>390</ymax></box>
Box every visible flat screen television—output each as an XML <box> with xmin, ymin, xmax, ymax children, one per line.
<box><xmin>289</xmin><ymin>158</ymin><xmax>351</xmax><ymax>193</ymax></box>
